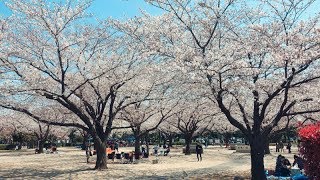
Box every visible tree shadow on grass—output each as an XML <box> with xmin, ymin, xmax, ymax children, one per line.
<box><xmin>0</xmin><ymin>167</ymin><xmax>93</xmax><ymax>179</ymax></box>
<box><xmin>124</xmin><ymin>167</ymin><xmax>249</xmax><ymax>180</ymax></box>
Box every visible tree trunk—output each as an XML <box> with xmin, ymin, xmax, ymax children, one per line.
<box><xmin>146</xmin><ymin>133</ymin><xmax>150</xmax><ymax>156</ymax></box>
<box><xmin>38</xmin><ymin>140</ymin><xmax>45</xmax><ymax>154</ymax></box>
<box><xmin>185</xmin><ymin>135</ymin><xmax>192</xmax><ymax>155</ymax></box>
<box><xmin>168</xmin><ymin>135</ymin><xmax>173</xmax><ymax>147</ymax></box>
<box><xmin>134</xmin><ymin>135</ymin><xmax>141</xmax><ymax>160</ymax></box>
<box><xmin>264</xmin><ymin>139</ymin><xmax>270</xmax><ymax>155</ymax></box>
<box><xmin>163</xmin><ymin>135</ymin><xmax>166</xmax><ymax>147</ymax></box>
<box><xmin>158</xmin><ymin>131</ymin><xmax>161</xmax><ymax>145</ymax></box>
<box><xmin>94</xmin><ymin>139</ymin><xmax>107</xmax><ymax>170</ymax></box>
<box><xmin>249</xmin><ymin>135</ymin><xmax>266</xmax><ymax>180</ymax></box>
<box><xmin>224</xmin><ymin>133</ymin><xmax>231</xmax><ymax>148</ymax></box>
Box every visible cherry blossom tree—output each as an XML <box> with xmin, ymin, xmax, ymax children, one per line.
<box><xmin>211</xmin><ymin>121</ymin><xmax>238</xmax><ymax>147</ymax></box>
<box><xmin>0</xmin><ymin>115</ymin><xmax>15</xmax><ymax>144</ymax></box>
<box><xmin>118</xmin><ymin>0</ymin><xmax>320</xmax><ymax>178</ymax></box>
<box><xmin>168</xmin><ymin>99</ymin><xmax>216</xmax><ymax>155</ymax></box>
<box><xmin>159</xmin><ymin>122</ymin><xmax>178</xmax><ymax>147</ymax></box>
<box><xmin>1</xmin><ymin>106</ymin><xmax>70</xmax><ymax>153</ymax></box>
<box><xmin>0</xmin><ymin>0</ymin><xmax>162</xmax><ymax>170</ymax></box>
<box><xmin>119</xmin><ymin>100</ymin><xmax>177</xmax><ymax>159</ymax></box>
<box><xmin>117</xmin><ymin>64</ymin><xmax>180</xmax><ymax>159</ymax></box>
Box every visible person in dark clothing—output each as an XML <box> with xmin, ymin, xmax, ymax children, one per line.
<box><xmin>286</xmin><ymin>142</ymin><xmax>292</xmax><ymax>153</ymax></box>
<box><xmin>281</xmin><ymin>158</ymin><xmax>291</xmax><ymax>176</ymax></box>
<box><xmin>279</xmin><ymin>141</ymin><xmax>284</xmax><ymax>153</ymax></box>
<box><xmin>275</xmin><ymin>155</ymin><xmax>284</xmax><ymax>176</ymax></box>
<box><xmin>275</xmin><ymin>155</ymin><xmax>291</xmax><ymax>177</ymax></box>
<box><xmin>196</xmin><ymin>143</ymin><xmax>203</xmax><ymax>161</ymax></box>
<box><xmin>164</xmin><ymin>146</ymin><xmax>170</xmax><ymax>156</ymax></box>
<box><xmin>293</xmin><ymin>155</ymin><xmax>304</xmax><ymax>170</ymax></box>
<box><xmin>141</xmin><ymin>146</ymin><xmax>146</xmax><ymax>154</ymax></box>
<box><xmin>281</xmin><ymin>158</ymin><xmax>291</xmax><ymax>177</ymax></box>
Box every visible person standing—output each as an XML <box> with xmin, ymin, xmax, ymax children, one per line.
<box><xmin>196</xmin><ymin>142</ymin><xmax>203</xmax><ymax>161</ymax></box>
<box><xmin>279</xmin><ymin>141</ymin><xmax>284</xmax><ymax>153</ymax></box>
<box><xmin>153</xmin><ymin>145</ymin><xmax>159</xmax><ymax>155</ymax></box>
<box><xmin>141</xmin><ymin>145</ymin><xmax>146</xmax><ymax>154</ymax></box>
<box><xmin>286</xmin><ymin>142</ymin><xmax>292</xmax><ymax>153</ymax></box>
<box><xmin>85</xmin><ymin>143</ymin><xmax>92</xmax><ymax>163</ymax></box>
<box><xmin>115</xmin><ymin>141</ymin><xmax>119</xmax><ymax>152</ymax></box>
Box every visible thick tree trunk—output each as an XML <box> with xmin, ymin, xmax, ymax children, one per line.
<box><xmin>185</xmin><ymin>135</ymin><xmax>192</xmax><ymax>155</ymax></box>
<box><xmin>249</xmin><ymin>135</ymin><xmax>267</xmax><ymax>180</ymax></box>
<box><xmin>38</xmin><ymin>140</ymin><xmax>45</xmax><ymax>154</ymax></box>
<box><xmin>134</xmin><ymin>135</ymin><xmax>141</xmax><ymax>160</ymax></box>
<box><xmin>94</xmin><ymin>139</ymin><xmax>107</xmax><ymax>170</ymax></box>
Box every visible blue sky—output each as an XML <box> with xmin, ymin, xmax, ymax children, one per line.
<box><xmin>0</xmin><ymin>0</ymin><xmax>162</xmax><ymax>19</ymax></box>
<box><xmin>1</xmin><ymin>0</ymin><xmax>318</xmax><ymax>20</ymax></box>
<box><xmin>89</xmin><ymin>0</ymin><xmax>162</xmax><ymax>20</ymax></box>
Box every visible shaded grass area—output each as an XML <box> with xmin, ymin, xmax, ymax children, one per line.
<box><xmin>0</xmin><ymin>167</ymin><xmax>250</xmax><ymax>180</ymax></box>
<box><xmin>0</xmin><ymin>167</ymin><xmax>92</xmax><ymax>179</ymax></box>
<box><xmin>0</xmin><ymin>147</ymin><xmax>266</xmax><ymax>179</ymax></box>
<box><xmin>0</xmin><ymin>149</ymin><xmax>29</xmax><ymax>153</ymax></box>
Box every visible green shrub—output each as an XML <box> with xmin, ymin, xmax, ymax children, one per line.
<box><xmin>0</xmin><ymin>144</ymin><xmax>8</xmax><ymax>150</ymax></box>
<box><xmin>0</xmin><ymin>144</ymin><xmax>16</xmax><ymax>150</ymax></box>
<box><xmin>5</xmin><ymin>144</ymin><xmax>16</xmax><ymax>150</ymax></box>
<box><xmin>172</xmin><ymin>142</ymin><xmax>185</xmax><ymax>146</ymax></box>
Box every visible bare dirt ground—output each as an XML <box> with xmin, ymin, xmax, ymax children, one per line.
<box><xmin>0</xmin><ymin>145</ymin><xmax>298</xmax><ymax>180</ymax></box>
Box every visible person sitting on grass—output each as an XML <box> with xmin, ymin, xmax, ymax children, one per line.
<box><xmin>275</xmin><ymin>155</ymin><xmax>291</xmax><ymax>177</ymax></box>
<box><xmin>51</xmin><ymin>146</ymin><xmax>57</xmax><ymax>153</ymax></box>
<box><xmin>164</xmin><ymin>146</ymin><xmax>170</xmax><ymax>156</ymax></box>
<box><xmin>293</xmin><ymin>155</ymin><xmax>304</xmax><ymax>170</ymax></box>
<box><xmin>281</xmin><ymin>157</ymin><xmax>291</xmax><ymax>176</ymax></box>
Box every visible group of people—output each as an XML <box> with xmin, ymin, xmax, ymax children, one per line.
<box><xmin>274</xmin><ymin>154</ymin><xmax>304</xmax><ymax>177</ymax></box>
<box><xmin>108</xmin><ymin>141</ymin><xmax>119</xmax><ymax>152</ymax></box>
<box><xmin>276</xmin><ymin>141</ymin><xmax>292</xmax><ymax>153</ymax></box>
<box><xmin>152</xmin><ymin>144</ymin><xmax>170</xmax><ymax>156</ymax></box>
